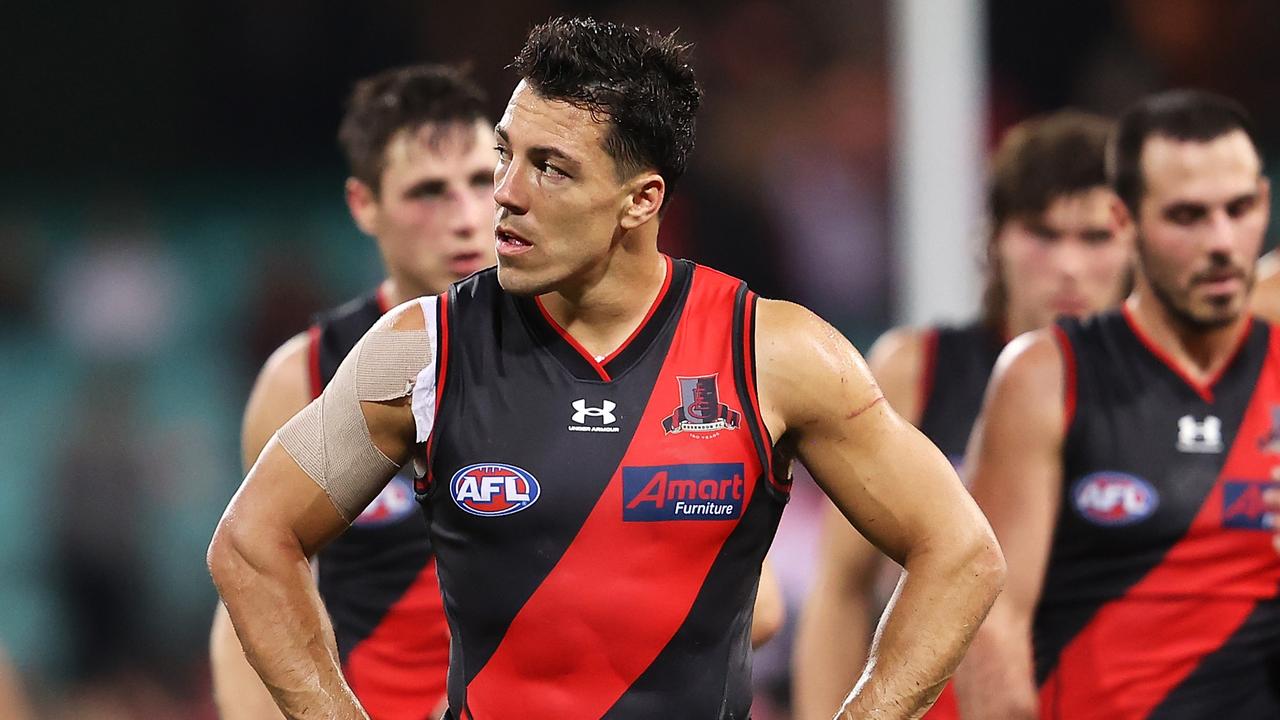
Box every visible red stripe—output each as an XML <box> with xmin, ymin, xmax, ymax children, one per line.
<box><xmin>1038</xmin><ymin>332</ymin><xmax>1280</xmax><ymax>718</ymax></box>
<box><xmin>465</xmin><ymin>269</ymin><xmax>761</xmax><ymax>719</ymax></box>
<box><xmin>307</xmin><ymin>324</ymin><xmax>323</xmax><ymax>399</ymax></box>
<box><xmin>1121</xmin><ymin>303</ymin><xmax>1253</xmax><ymax>403</ymax></box>
<box><xmin>601</xmin><ymin>255</ymin><xmax>674</xmax><ymax>366</ymax></box>
<box><xmin>344</xmin><ymin>558</ymin><xmax>450</xmax><ymax>720</ymax></box>
<box><xmin>1051</xmin><ymin>326</ymin><xmax>1076</xmax><ymax>429</ymax></box>
<box><xmin>918</xmin><ymin>327</ymin><xmax>940</xmax><ymax>423</ymax></box>
<box><xmin>534</xmin><ymin>296</ymin><xmax>611</xmax><ymax>381</ymax></box>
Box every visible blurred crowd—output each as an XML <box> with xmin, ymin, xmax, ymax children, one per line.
<box><xmin>2</xmin><ymin>0</ymin><xmax>1279</xmax><ymax>717</ymax></box>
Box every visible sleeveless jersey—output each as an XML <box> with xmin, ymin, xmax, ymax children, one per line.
<box><xmin>308</xmin><ymin>289</ymin><xmax>449</xmax><ymax>719</ymax></box>
<box><xmin>1035</xmin><ymin>307</ymin><xmax>1280</xmax><ymax>718</ymax></box>
<box><xmin>412</xmin><ymin>258</ymin><xmax>786</xmax><ymax>719</ymax></box>
<box><xmin>918</xmin><ymin>321</ymin><xmax>1006</xmax><ymax>464</ymax></box>
<box><xmin>915</xmin><ymin>320</ymin><xmax>1004</xmax><ymax>720</ymax></box>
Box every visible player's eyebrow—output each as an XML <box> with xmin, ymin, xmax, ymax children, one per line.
<box><xmin>495</xmin><ymin>126</ymin><xmax>581</xmax><ymax>167</ymax></box>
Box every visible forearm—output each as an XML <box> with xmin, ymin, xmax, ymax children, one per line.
<box><xmin>209</xmin><ymin>531</ymin><xmax>365</xmax><ymax>720</ymax></box>
<box><xmin>211</xmin><ymin>603</ymin><xmax>287</xmax><ymax>720</ymax></box>
<box><xmin>793</xmin><ymin>579</ymin><xmax>875</xmax><ymax>720</ymax></box>
<box><xmin>952</xmin><ymin>606</ymin><xmax>1038</xmax><ymax>720</ymax></box>
<box><xmin>839</xmin><ymin>542</ymin><xmax>1003</xmax><ymax>719</ymax></box>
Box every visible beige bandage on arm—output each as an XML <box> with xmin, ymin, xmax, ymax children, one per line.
<box><xmin>276</xmin><ymin>324</ymin><xmax>433</xmax><ymax>522</ymax></box>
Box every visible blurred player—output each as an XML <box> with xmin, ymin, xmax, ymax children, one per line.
<box><xmin>210</xmin><ymin>64</ymin><xmax>497</xmax><ymax>720</ymax></box>
<box><xmin>1250</xmin><ymin>249</ymin><xmax>1280</xmax><ymax>321</ymax></box>
<box><xmin>0</xmin><ymin>647</ymin><xmax>33</xmax><ymax>720</ymax></box>
<box><xmin>958</xmin><ymin>90</ymin><xmax>1277</xmax><ymax>718</ymax></box>
<box><xmin>793</xmin><ymin>110</ymin><xmax>1133</xmax><ymax>720</ymax></box>
<box><xmin>208</xmin><ymin>17</ymin><xmax>1004</xmax><ymax>720</ymax></box>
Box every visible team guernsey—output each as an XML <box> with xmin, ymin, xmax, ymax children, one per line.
<box><xmin>1037</xmin><ymin>307</ymin><xmax>1280</xmax><ymax>718</ymax></box>
<box><xmin>915</xmin><ymin>320</ymin><xmax>1004</xmax><ymax>720</ymax></box>
<box><xmin>308</xmin><ymin>290</ymin><xmax>449</xmax><ymax>719</ymax></box>
<box><xmin>918</xmin><ymin>321</ymin><xmax>1006</xmax><ymax>463</ymax></box>
<box><xmin>411</xmin><ymin>258</ymin><xmax>786</xmax><ymax>719</ymax></box>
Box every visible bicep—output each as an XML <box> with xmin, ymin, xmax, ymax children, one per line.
<box><xmin>964</xmin><ymin>336</ymin><xmax>1065</xmax><ymax>617</ymax></box>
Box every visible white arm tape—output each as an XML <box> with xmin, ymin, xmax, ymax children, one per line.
<box><xmin>277</xmin><ymin>306</ymin><xmax>436</xmax><ymax>522</ymax></box>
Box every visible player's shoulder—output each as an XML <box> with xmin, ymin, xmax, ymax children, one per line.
<box><xmin>1251</xmin><ymin>266</ymin><xmax>1280</xmax><ymax>325</ymax></box>
<box><xmin>256</xmin><ymin>331</ymin><xmax>313</xmax><ymax>394</ymax></box>
<box><xmin>989</xmin><ymin>327</ymin><xmax>1065</xmax><ymax>399</ymax></box>
<box><xmin>866</xmin><ymin>325</ymin><xmax>929</xmax><ymax>376</ymax></box>
<box><xmin>754</xmin><ymin>299</ymin><xmax>872</xmax><ymax>397</ymax></box>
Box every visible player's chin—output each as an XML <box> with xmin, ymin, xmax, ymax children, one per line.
<box><xmin>495</xmin><ymin>261</ymin><xmax>551</xmax><ymax>297</ymax></box>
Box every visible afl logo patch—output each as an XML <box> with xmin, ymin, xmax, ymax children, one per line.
<box><xmin>1072</xmin><ymin>472</ymin><xmax>1159</xmax><ymax>526</ymax></box>
<box><xmin>450</xmin><ymin>463</ymin><xmax>540</xmax><ymax>517</ymax></box>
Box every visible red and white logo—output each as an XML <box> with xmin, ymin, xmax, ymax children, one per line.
<box><xmin>1072</xmin><ymin>472</ymin><xmax>1159</xmax><ymax>526</ymax></box>
<box><xmin>450</xmin><ymin>463</ymin><xmax>540</xmax><ymax>517</ymax></box>
<box><xmin>353</xmin><ymin>473</ymin><xmax>418</xmax><ymax>527</ymax></box>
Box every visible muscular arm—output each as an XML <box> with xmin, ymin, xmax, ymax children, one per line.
<box><xmin>792</xmin><ymin>328</ymin><xmax>927</xmax><ymax>720</ymax></box>
<box><xmin>211</xmin><ymin>333</ymin><xmax>311</xmax><ymax>720</ymax></box>
<box><xmin>207</xmin><ymin>306</ymin><xmax>425</xmax><ymax>720</ymax></box>
<box><xmin>756</xmin><ymin>302</ymin><xmax>1004</xmax><ymax>720</ymax></box>
<box><xmin>952</xmin><ymin>332</ymin><xmax>1065</xmax><ymax>720</ymax></box>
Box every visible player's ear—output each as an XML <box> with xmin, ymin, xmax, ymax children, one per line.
<box><xmin>1110</xmin><ymin>194</ymin><xmax>1134</xmax><ymax>231</ymax></box>
<box><xmin>346</xmin><ymin>177</ymin><xmax>380</xmax><ymax>237</ymax></box>
<box><xmin>619</xmin><ymin>172</ymin><xmax>665</xmax><ymax>231</ymax></box>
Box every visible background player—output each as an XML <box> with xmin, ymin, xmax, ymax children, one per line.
<box><xmin>207</xmin><ymin>17</ymin><xmax>1005</xmax><ymax>720</ymax></box>
<box><xmin>957</xmin><ymin>89</ymin><xmax>1276</xmax><ymax>718</ymax></box>
<box><xmin>793</xmin><ymin>110</ymin><xmax>1134</xmax><ymax>720</ymax></box>
<box><xmin>209</xmin><ymin>63</ymin><xmax>498</xmax><ymax>719</ymax></box>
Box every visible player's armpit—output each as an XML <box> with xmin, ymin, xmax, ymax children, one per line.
<box><xmin>755</xmin><ymin>299</ymin><xmax>1005</xmax><ymax>720</ymax></box>
<box><xmin>953</xmin><ymin>330</ymin><xmax>1066</xmax><ymax>720</ymax></box>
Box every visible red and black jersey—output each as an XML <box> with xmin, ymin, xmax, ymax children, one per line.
<box><xmin>308</xmin><ymin>289</ymin><xmax>449</xmax><ymax>719</ymax></box>
<box><xmin>415</xmin><ymin>257</ymin><xmax>785</xmax><ymax>719</ymax></box>
<box><xmin>917</xmin><ymin>321</ymin><xmax>1006</xmax><ymax>465</ymax></box>
<box><xmin>1037</xmin><ymin>307</ymin><xmax>1280</xmax><ymax>719</ymax></box>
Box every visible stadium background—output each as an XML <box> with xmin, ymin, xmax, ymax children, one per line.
<box><xmin>2</xmin><ymin>0</ymin><xmax>1279</xmax><ymax>717</ymax></box>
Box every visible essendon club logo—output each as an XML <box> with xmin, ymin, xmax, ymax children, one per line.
<box><xmin>622</xmin><ymin>463</ymin><xmax>746</xmax><ymax>521</ymax></box>
<box><xmin>661</xmin><ymin>374</ymin><xmax>741</xmax><ymax>436</ymax></box>
<box><xmin>1222</xmin><ymin>481</ymin><xmax>1278</xmax><ymax>530</ymax></box>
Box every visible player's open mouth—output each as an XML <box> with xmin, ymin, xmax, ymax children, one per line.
<box><xmin>496</xmin><ymin>228</ymin><xmax>533</xmax><ymax>256</ymax></box>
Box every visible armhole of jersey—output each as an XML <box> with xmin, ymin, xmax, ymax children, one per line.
<box><xmin>733</xmin><ymin>286</ymin><xmax>786</xmax><ymax>500</ymax></box>
<box><xmin>411</xmin><ymin>292</ymin><xmax>449</xmax><ymax>497</ymax></box>
<box><xmin>1050</xmin><ymin>324</ymin><xmax>1077</xmax><ymax>432</ymax></box>
<box><xmin>306</xmin><ymin>324</ymin><xmax>323</xmax><ymax>400</ymax></box>
<box><xmin>917</xmin><ymin>327</ymin><xmax>940</xmax><ymax>424</ymax></box>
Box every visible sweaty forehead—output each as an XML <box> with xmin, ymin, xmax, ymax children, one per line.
<box><xmin>499</xmin><ymin>80</ymin><xmax>610</xmax><ymax>160</ymax></box>
<box><xmin>1140</xmin><ymin>130</ymin><xmax>1261</xmax><ymax>204</ymax></box>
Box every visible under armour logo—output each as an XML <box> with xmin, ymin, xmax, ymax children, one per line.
<box><xmin>572</xmin><ymin>399</ymin><xmax>617</xmax><ymax>425</ymax></box>
<box><xmin>1177</xmin><ymin>414</ymin><xmax>1223</xmax><ymax>454</ymax></box>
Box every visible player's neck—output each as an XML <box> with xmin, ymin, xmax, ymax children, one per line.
<box><xmin>1124</xmin><ymin>292</ymin><xmax>1251</xmax><ymax>383</ymax></box>
<box><xmin>378</xmin><ymin>276</ymin><xmax>437</xmax><ymax>310</ymax></box>
<box><xmin>538</xmin><ymin>246</ymin><xmax>669</xmax><ymax>359</ymax></box>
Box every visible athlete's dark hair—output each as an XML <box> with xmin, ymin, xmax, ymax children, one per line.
<box><xmin>1108</xmin><ymin>89</ymin><xmax>1262</xmax><ymax>214</ymax></box>
<box><xmin>983</xmin><ymin>110</ymin><xmax>1115</xmax><ymax>329</ymax></box>
<box><xmin>338</xmin><ymin>64</ymin><xmax>488</xmax><ymax>193</ymax></box>
<box><xmin>510</xmin><ymin>16</ymin><xmax>702</xmax><ymax>196</ymax></box>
